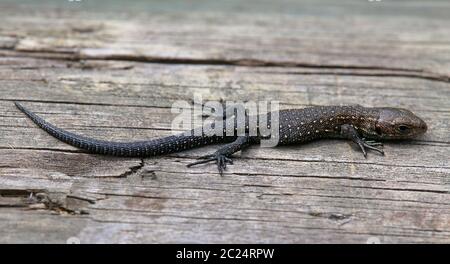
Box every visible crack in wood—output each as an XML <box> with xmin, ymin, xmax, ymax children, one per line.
<box><xmin>118</xmin><ymin>158</ymin><xmax>145</xmax><ymax>178</ymax></box>
<box><xmin>1</xmin><ymin>47</ymin><xmax>449</xmax><ymax>83</ymax></box>
<box><xmin>273</xmin><ymin>70</ymin><xmax>450</xmax><ymax>83</ymax></box>
<box><xmin>3</xmin><ymin>96</ymin><xmax>449</xmax><ymax>116</ymax></box>
<box><xmin>308</xmin><ymin>211</ymin><xmax>353</xmax><ymax>221</ymax></box>
<box><xmin>340</xmin><ymin>185</ymin><xmax>449</xmax><ymax>195</ymax></box>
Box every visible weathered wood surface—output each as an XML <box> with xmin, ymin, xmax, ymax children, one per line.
<box><xmin>0</xmin><ymin>0</ymin><xmax>449</xmax><ymax>243</ymax></box>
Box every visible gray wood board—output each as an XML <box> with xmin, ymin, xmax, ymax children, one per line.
<box><xmin>0</xmin><ymin>0</ymin><xmax>449</xmax><ymax>243</ymax></box>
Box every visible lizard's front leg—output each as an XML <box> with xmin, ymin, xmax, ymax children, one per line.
<box><xmin>340</xmin><ymin>124</ymin><xmax>384</xmax><ymax>157</ymax></box>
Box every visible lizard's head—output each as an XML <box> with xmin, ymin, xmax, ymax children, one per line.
<box><xmin>373</xmin><ymin>108</ymin><xmax>427</xmax><ymax>140</ymax></box>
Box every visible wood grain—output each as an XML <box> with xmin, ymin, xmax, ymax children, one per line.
<box><xmin>0</xmin><ymin>0</ymin><xmax>449</xmax><ymax>243</ymax></box>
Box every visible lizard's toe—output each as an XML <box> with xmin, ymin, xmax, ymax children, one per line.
<box><xmin>216</xmin><ymin>155</ymin><xmax>234</xmax><ymax>176</ymax></box>
<box><xmin>187</xmin><ymin>153</ymin><xmax>234</xmax><ymax>176</ymax></box>
<box><xmin>186</xmin><ymin>154</ymin><xmax>216</xmax><ymax>167</ymax></box>
<box><xmin>363</xmin><ymin>142</ymin><xmax>385</xmax><ymax>155</ymax></box>
<box><xmin>364</xmin><ymin>140</ymin><xmax>384</xmax><ymax>147</ymax></box>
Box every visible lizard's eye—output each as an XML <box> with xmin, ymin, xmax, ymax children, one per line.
<box><xmin>398</xmin><ymin>125</ymin><xmax>410</xmax><ymax>133</ymax></box>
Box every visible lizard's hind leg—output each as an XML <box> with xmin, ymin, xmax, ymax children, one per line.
<box><xmin>187</xmin><ymin>136</ymin><xmax>251</xmax><ymax>176</ymax></box>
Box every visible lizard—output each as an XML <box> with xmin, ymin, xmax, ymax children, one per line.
<box><xmin>14</xmin><ymin>102</ymin><xmax>427</xmax><ymax>175</ymax></box>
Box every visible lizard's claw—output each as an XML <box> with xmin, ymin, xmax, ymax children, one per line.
<box><xmin>363</xmin><ymin>139</ymin><xmax>384</xmax><ymax>147</ymax></box>
<box><xmin>187</xmin><ymin>153</ymin><xmax>234</xmax><ymax>176</ymax></box>
<box><xmin>358</xmin><ymin>139</ymin><xmax>384</xmax><ymax>157</ymax></box>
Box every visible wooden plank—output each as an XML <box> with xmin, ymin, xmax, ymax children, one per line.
<box><xmin>0</xmin><ymin>0</ymin><xmax>449</xmax><ymax>243</ymax></box>
<box><xmin>1</xmin><ymin>1</ymin><xmax>450</xmax><ymax>79</ymax></box>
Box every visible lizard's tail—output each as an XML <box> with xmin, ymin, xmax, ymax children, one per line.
<box><xmin>14</xmin><ymin>102</ymin><xmax>211</xmax><ymax>157</ymax></box>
